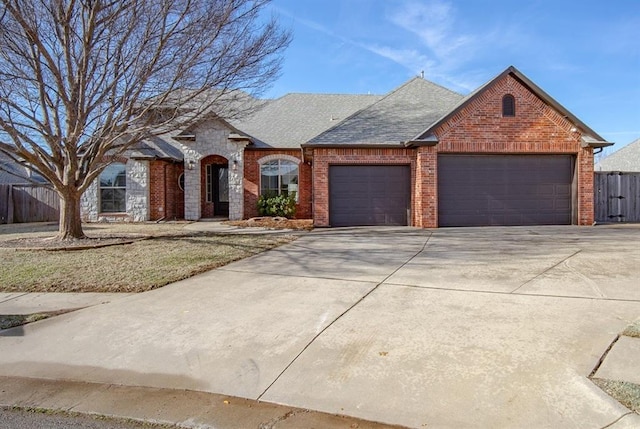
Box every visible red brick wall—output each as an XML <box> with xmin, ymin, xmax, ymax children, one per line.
<box><xmin>414</xmin><ymin>146</ymin><xmax>438</xmax><ymax>228</ymax></box>
<box><xmin>149</xmin><ymin>161</ymin><xmax>184</xmax><ymax>221</ymax></box>
<box><xmin>309</xmin><ymin>73</ymin><xmax>596</xmax><ymax>228</ymax></box>
<box><xmin>311</xmin><ymin>148</ymin><xmax>416</xmax><ymax>227</ymax></box>
<box><xmin>243</xmin><ymin>149</ymin><xmax>312</xmax><ymax>219</ymax></box>
<box><xmin>433</xmin><ymin>73</ymin><xmax>593</xmax><ymax>225</ymax></box>
<box><xmin>577</xmin><ymin>146</ymin><xmax>594</xmax><ymax>225</ymax></box>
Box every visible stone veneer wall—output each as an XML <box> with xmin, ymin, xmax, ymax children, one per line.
<box><xmin>81</xmin><ymin>159</ymin><xmax>149</xmax><ymax>222</ymax></box>
<box><xmin>180</xmin><ymin>120</ymin><xmax>248</xmax><ymax>220</ymax></box>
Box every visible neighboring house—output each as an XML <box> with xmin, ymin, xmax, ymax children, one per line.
<box><xmin>0</xmin><ymin>152</ymin><xmax>44</xmax><ymax>184</ymax></box>
<box><xmin>81</xmin><ymin>66</ymin><xmax>611</xmax><ymax>227</ymax></box>
<box><xmin>596</xmin><ymin>137</ymin><xmax>640</xmax><ymax>172</ymax></box>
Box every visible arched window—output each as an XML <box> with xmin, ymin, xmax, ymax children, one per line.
<box><xmin>260</xmin><ymin>159</ymin><xmax>299</xmax><ymax>201</ymax></box>
<box><xmin>178</xmin><ymin>173</ymin><xmax>185</xmax><ymax>191</ymax></box>
<box><xmin>502</xmin><ymin>94</ymin><xmax>515</xmax><ymax>117</ymax></box>
<box><xmin>100</xmin><ymin>163</ymin><xmax>126</xmax><ymax>212</ymax></box>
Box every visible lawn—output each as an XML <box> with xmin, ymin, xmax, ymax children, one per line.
<box><xmin>0</xmin><ymin>222</ymin><xmax>300</xmax><ymax>293</ymax></box>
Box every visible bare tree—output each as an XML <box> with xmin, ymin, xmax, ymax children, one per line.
<box><xmin>0</xmin><ymin>0</ymin><xmax>290</xmax><ymax>239</ymax></box>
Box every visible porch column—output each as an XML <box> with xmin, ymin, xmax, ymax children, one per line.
<box><xmin>228</xmin><ymin>156</ymin><xmax>244</xmax><ymax>220</ymax></box>
<box><xmin>184</xmin><ymin>158</ymin><xmax>201</xmax><ymax>220</ymax></box>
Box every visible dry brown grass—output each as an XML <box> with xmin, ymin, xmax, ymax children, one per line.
<box><xmin>0</xmin><ymin>222</ymin><xmax>299</xmax><ymax>293</ymax></box>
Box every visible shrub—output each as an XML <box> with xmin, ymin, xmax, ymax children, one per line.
<box><xmin>257</xmin><ymin>193</ymin><xmax>297</xmax><ymax>218</ymax></box>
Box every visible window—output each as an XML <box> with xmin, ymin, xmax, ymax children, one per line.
<box><xmin>205</xmin><ymin>164</ymin><xmax>229</xmax><ymax>203</ymax></box>
<box><xmin>502</xmin><ymin>94</ymin><xmax>515</xmax><ymax>117</ymax></box>
<box><xmin>260</xmin><ymin>159</ymin><xmax>299</xmax><ymax>201</ymax></box>
<box><xmin>100</xmin><ymin>163</ymin><xmax>126</xmax><ymax>213</ymax></box>
<box><xmin>178</xmin><ymin>173</ymin><xmax>185</xmax><ymax>191</ymax></box>
<box><xmin>206</xmin><ymin>165</ymin><xmax>213</xmax><ymax>202</ymax></box>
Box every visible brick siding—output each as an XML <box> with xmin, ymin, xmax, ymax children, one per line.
<box><xmin>312</xmin><ymin>148</ymin><xmax>416</xmax><ymax>227</ymax></box>
<box><xmin>310</xmin><ymin>74</ymin><xmax>595</xmax><ymax>227</ymax></box>
<box><xmin>149</xmin><ymin>160</ymin><xmax>184</xmax><ymax>221</ymax></box>
<box><xmin>434</xmin><ymin>74</ymin><xmax>593</xmax><ymax>226</ymax></box>
<box><xmin>243</xmin><ymin>149</ymin><xmax>312</xmax><ymax>219</ymax></box>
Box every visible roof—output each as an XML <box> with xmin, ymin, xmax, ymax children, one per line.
<box><xmin>596</xmin><ymin>137</ymin><xmax>640</xmax><ymax>172</ymax></box>
<box><xmin>409</xmin><ymin>66</ymin><xmax>612</xmax><ymax>148</ymax></box>
<box><xmin>133</xmin><ymin>65</ymin><xmax>609</xmax><ymax>155</ymax></box>
<box><xmin>231</xmin><ymin>93</ymin><xmax>382</xmax><ymax>148</ymax></box>
<box><xmin>127</xmin><ymin>133</ymin><xmax>185</xmax><ymax>162</ymax></box>
<box><xmin>0</xmin><ymin>152</ymin><xmax>47</xmax><ymax>184</ymax></box>
<box><xmin>306</xmin><ymin>77</ymin><xmax>463</xmax><ymax>146</ymax></box>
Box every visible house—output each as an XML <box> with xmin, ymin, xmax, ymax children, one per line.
<box><xmin>0</xmin><ymin>152</ymin><xmax>44</xmax><ymax>184</ymax></box>
<box><xmin>81</xmin><ymin>66</ymin><xmax>612</xmax><ymax>227</ymax></box>
<box><xmin>596</xmin><ymin>137</ymin><xmax>640</xmax><ymax>172</ymax></box>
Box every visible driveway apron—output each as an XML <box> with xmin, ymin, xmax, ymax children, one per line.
<box><xmin>0</xmin><ymin>226</ymin><xmax>639</xmax><ymax>429</ymax></box>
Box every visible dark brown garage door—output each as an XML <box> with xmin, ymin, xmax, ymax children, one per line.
<box><xmin>438</xmin><ymin>155</ymin><xmax>573</xmax><ymax>227</ymax></box>
<box><xmin>329</xmin><ymin>165</ymin><xmax>410</xmax><ymax>226</ymax></box>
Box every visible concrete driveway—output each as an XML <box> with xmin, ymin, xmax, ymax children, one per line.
<box><xmin>1</xmin><ymin>225</ymin><xmax>639</xmax><ymax>428</ymax></box>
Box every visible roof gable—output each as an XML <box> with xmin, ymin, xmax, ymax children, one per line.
<box><xmin>307</xmin><ymin>77</ymin><xmax>463</xmax><ymax>146</ymax></box>
<box><xmin>408</xmin><ymin>66</ymin><xmax>611</xmax><ymax>148</ymax></box>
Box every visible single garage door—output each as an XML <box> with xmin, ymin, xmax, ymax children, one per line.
<box><xmin>438</xmin><ymin>155</ymin><xmax>573</xmax><ymax>227</ymax></box>
<box><xmin>329</xmin><ymin>165</ymin><xmax>410</xmax><ymax>226</ymax></box>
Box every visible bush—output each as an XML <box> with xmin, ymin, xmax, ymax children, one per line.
<box><xmin>257</xmin><ymin>193</ymin><xmax>297</xmax><ymax>218</ymax></box>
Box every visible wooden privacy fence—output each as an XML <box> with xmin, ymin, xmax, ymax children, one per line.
<box><xmin>595</xmin><ymin>172</ymin><xmax>640</xmax><ymax>223</ymax></box>
<box><xmin>0</xmin><ymin>184</ymin><xmax>60</xmax><ymax>224</ymax></box>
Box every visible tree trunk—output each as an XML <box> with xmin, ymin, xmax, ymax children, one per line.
<box><xmin>57</xmin><ymin>191</ymin><xmax>86</xmax><ymax>240</ymax></box>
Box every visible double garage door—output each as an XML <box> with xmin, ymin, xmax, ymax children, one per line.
<box><xmin>328</xmin><ymin>155</ymin><xmax>574</xmax><ymax>227</ymax></box>
<box><xmin>438</xmin><ymin>155</ymin><xmax>573</xmax><ymax>226</ymax></box>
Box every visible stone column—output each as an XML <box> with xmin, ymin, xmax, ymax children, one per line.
<box><xmin>183</xmin><ymin>154</ymin><xmax>201</xmax><ymax>221</ymax></box>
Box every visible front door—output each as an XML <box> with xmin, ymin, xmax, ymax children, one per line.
<box><xmin>213</xmin><ymin>166</ymin><xmax>229</xmax><ymax>216</ymax></box>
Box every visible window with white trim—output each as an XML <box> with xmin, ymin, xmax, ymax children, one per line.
<box><xmin>100</xmin><ymin>163</ymin><xmax>126</xmax><ymax>213</ymax></box>
<box><xmin>260</xmin><ymin>159</ymin><xmax>299</xmax><ymax>201</ymax></box>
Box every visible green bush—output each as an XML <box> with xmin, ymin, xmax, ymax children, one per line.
<box><xmin>257</xmin><ymin>193</ymin><xmax>297</xmax><ymax>218</ymax></box>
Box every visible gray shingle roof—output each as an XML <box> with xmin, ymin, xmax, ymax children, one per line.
<box><xmin>596</xmin><ymin>138</ymin><xmax>640</xmax><ymax>172</ymax></box>
<box><xmin>128</xmin><ymin>134</ymin><xmax>185</xmax><ymax>162</ymax></box>
<box><xmin>231</xmin><ymin>93</ymin><xmax>382</xmax><ymax>148</ymax></box>
<box><xmin>306</xmin><ymin>77</ymin><xmax>463</xmax><ymax>146</ymax></box>
<box><xmin>0</xmin><ymin>152</ymin><xmax>47</xmax><ymax>184</ymax></box>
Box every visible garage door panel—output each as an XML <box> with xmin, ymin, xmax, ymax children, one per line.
<box><xmin>330</xmin><ymin>165</ymin><xmax>410</xmax><ymax>227</ymax></box>
<box><xmin>438</xmin><ymin>155</ymin><xmax>573</xmax><ymax>227</ymax></box>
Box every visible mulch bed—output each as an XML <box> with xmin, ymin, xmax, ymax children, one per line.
<box><xmin>226</xmin><ymin>217</ymin><xmax>313</xmax><ymax>230</ymax></box>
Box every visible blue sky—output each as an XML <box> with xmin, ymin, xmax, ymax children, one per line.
<box><xmin>265</xmin><ymin>0</ymin><xmax>639</xmax><ymax>154</ymax></box>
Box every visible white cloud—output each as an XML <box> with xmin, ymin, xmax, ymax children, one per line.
<box><xmin>366</xmin><ymin>46</ymin><xmax>435</xmax><ymax>74</ymax></box>
<box><xmin>271</xmin><ymin>0</ymin><xmax>490</xmax><ymax>92</ymax></box>
<box><xmin>389</xmin><ymin>0</ymin><xmax>472</xmax><ymax>60</ymax></box>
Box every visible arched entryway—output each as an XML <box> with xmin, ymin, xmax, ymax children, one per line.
<box><xmin>200</xmin><ymin>155</ymin><xmax>229</xmax><ymax>218</ymax></box>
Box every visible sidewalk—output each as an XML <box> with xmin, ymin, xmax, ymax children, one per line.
<box><xmin>0</xmin><ymin>376</ymin><xmax>403</xmax><ymax>429</ymax></box>
<box><xmin>0</xmin><ymin>292</ymin><xmax>132</xmax><ymax>315</ymax></box>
